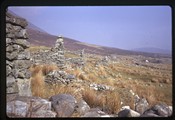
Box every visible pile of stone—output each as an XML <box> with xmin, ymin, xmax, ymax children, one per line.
<box><xmin>89</xmin><ymin>83</ymin><xmax>114</xmax><ymax>91</ymax></box>
<box><xmin>66</xmin><ymin>58</ymin><xmax>85</xmax><ymax>68</ymax></box>
<box><xmin>50</xmin><ymin>36</ymin><xmax>65</xmax><ymax>69</ymax></box>
<box><xmin>6</xmin><ymin>11</ymin><xmax>32</xmax><ymax>96</ymax></box>
<box><xmin>30</xmin><ymin>50</ymin><xmax>51</xmax><ymax>65</ymax></box>
<box><xmin>45</xmin><ymin>70</ymin><xmax>76</xmax><ymax>85</ymax></box>
<box><xmin>96</xmin><ymin>56</ymin><xmax>110</xmax><ymax>66</ymax></box>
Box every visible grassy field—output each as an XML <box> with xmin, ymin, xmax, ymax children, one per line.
<box><xmin>29</xmin><ymin>46</ymin><xmax>172</xmax><ymax>115</ymax></box>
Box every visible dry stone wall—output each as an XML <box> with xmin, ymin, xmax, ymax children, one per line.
<box><xmin>31</xmin><ymin>36</ymin><xmax>65</xmax><ymax>69</ymax></box>
<box><xmin>6</xmin><ymin>11</ymin><xmax>32</xmax><ymax>96</ymax></box>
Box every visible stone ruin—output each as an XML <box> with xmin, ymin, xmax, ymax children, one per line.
<box><xmin>65</xmin><ymin>49</ymin><xmax>85</xmax><ymax>69</ymax></box>
<box><xmin>30</xmin><ymin>35</ymin><xmax>65</xmax><ymax>69</ymax></box>
<box><xmin>6</xmin><ymin>11</ymin><xmax>32</xmax><ymax>96</ymax></box>
<box><xmin>50</xmin><ymin>35</ymin><xmax>65</xmax><ymax>69</ymax></box>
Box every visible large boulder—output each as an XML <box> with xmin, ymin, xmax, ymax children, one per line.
<box><xmin>75</xmin><ymin>99</ymin><xmax>90</xmax><ymax>115</ymax></box>
<box><xmin>7</xmin><ymin>100</ymin><xmax>28</xmax><ymax>117</ymax></box>
<box><xmin>49</xmin><ymin>94</ymin><xmax>77</xmax><ymax>117</ymax></box>
<box><xmin>118</xmin><ymin>106</ymin><xmax>140</xmax><ymax>117</ymax></box>
<box><xmin>6</xmin><ymin>96</ymin><xmax>56</xmax><ymax>118</ymax></box>
<box><xmin>141</xmin><ymin>103</ymin><xmax>172</xmax><ymax>117</ymax></box>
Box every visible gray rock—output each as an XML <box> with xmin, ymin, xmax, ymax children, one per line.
<box><xmin>15</xmin><ymin>29</ymin><xmax>28</xmax><ymax>38</ymax></box>
<box><xmin>135</xmin><ymin>98</ymin><xmax>149</xmax><ymax>114</ymax></box>
<box><xmin>6</xmin><ymin>12</ymin><xmax>28</xmax><ymax>28</ymax></box>
<box><xmin>118</xmin><ymin>109</ymin><xmax>130</xmax><ymax>117</ymax></box>
<box><xmin>16</xmin><ymin>79</ymin><xmax>32</xmax><ymax>96</ymax></box>
<box><xmin>6</xmin><ymin>38</ymin><xmax>12</xmax><ymax>45</ymax></box>
<box><xmin>49</xmin><ymin>94</ymin><xmax>77</xmax><ymax>117</ymax></box>
<box><xmin>143</xmin><ymin>103</ymin><xmax>172</xmax><ymax>117</ymax></box>
<box><xmin>13</xmin><ymin>60</ymin><xmax>31</xmax><ymax>69</ymax></box>
<box><xmin>13</xmin><ymin>39</ymin><xmax>30</xmax><ymax>49</ymax></box>
<box><xmin>13</xmin><ymin>44</ymin><xmax>24</xmax><ymax>52</ymax></box>
<box><xmin>119</xmin><ymin>107</ymin><xmax>140</xmax><ymax>117</ymax></box>
<box><xmin>6</xmin><ymin>77</ymin><xmax>19</xmax><ymax>94</ymax></box>
<box><xmin>6</xmin><ymin>95</ymin><xmax>56</xmax><ymax>118</ymax></box>
<box><xmin>82</xmin><ymin>108</ymin><xmax>109</xmax><ymax>117</ymax></box>
<box><xmin>153</xmin><ymin>104</ymin><xmax>172</xmax><ymax>117</ymax></box>
<box><xmin>6</xmin><ymin>45</ymin><xmax>13</xmax><ymax>52</ymax></box>
<box><xmin>30</xmin><ymin>110</ymin><xmax>57</xmax><ymax>118</ymax></box>
<box><xmin>7</xmin><ymin>100</ymin><xmax>28</xmax><ymax>117</ymax></box>
<box><xmin>6</xmin><ymin>51</ymin><xmax>18</xmax><ymax>60</ymax></box>
<box><xmin>13</xmin><ymin>39</ymin><xmax>30</xmax><ymax>48</ymax></box>
<box><xmin>82</xmin><ymin>111</ymin><xmax>101</xmax><ymax>117</ymax></box>
<box><xmin>6</xmin><ymin>65</ymin><xmax>12</xmax><ymax>76</ymax></box>
<box><xmin>6</xmin><ymin>33</ymin><xmax>15</xmax><ymax>38</ymax></box>
<box><xmin>65</xmin><ymin>74</ymin><xmax>75</xmax><ymax>79</ymax></box>
<box><xmin>140</xmin><ymin>113</ymin><xmax>160</xmax><ymax>117</ymax></box>
<box><xmin>17</xmin><ymin>50</ymin><xmax>30</xmax><ymax>60</ymax></box>
<box><xmin>75</xmin><ymin>100</ymin><xmax>90</xmax><ymax>115</ymax></box>
<box><xmin>17</xmin><ymin>71</ymin><xmax>26</xmax><ymax>78</ymax></box>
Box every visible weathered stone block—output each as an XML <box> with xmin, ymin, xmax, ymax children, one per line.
<box><xmin>16</xmin><ymin>79</ymin><xmax>32</xmax><ymax>96</ymax></box>
<box><xmin>13</xmin><ymin>39</ymin><xmax>30</xmax><ymax>48</ymax></box>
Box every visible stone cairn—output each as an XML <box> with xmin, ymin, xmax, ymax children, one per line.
<box><xmin>6</xmin><ymin>11</ymin><xmax>32</xmax><ymax>96</ymax></box>
<box><xmin>50</xmin><ymin>35</ymin><xmax>65</xmax><ymax>69</ymax></box>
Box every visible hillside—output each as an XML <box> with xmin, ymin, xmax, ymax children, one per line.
<box><xmin>27</xmin><ymin>28</ymin><xmax>171</xmax><ymax>58</ymax></box>
<box><xmin>8</xmin><ymin>10</ymin><xmax>171</xmax><ymax>58</ymax></box>
<box><xmin>132</xmin><ymin>47</ymin><xmax>171</xmax><ymax>55</ymax></box>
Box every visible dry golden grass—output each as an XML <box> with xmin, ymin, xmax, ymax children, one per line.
<box><xmin>42</xmin><ymin>64</ymin><xmax>58</xmax><ymax>75</ymax></box>
<box><xmin>104</xmin><ymin>91</ymin><xmax>121</xmax><ymax>114</ymax></box>
<box><xmin>82</xmin><ymin>88</ymin><xmax>121</xmax><ymax>114</ymax></box>
<box><xmin>88</xmin><ymin>73</ymin><xmax>97</xmax><ymax>82</ymax></box>
<box><xmin>27</xmin><ymin>46</ymin><xmax>51</xmax><ymax>52</ymax></box>
<box><xmin>29</xmin><ymin>64</ymin><xmax>58</xmax><ymax>76</ymax></box>
<box><xmin>82</xmin><ymin>88</ymin><xmax>104</xmax><ymax>108</ymax></box>
<box><xmin>30</xmin><ymin>70</ymin><xmax>45</xmax><ymax>97</ymax></box>
<box><xmin>28</xmin><ymin>50</ymin><xmax>172</xmax><ymax>114</ymax></box>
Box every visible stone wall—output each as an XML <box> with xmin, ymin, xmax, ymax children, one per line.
<box><xmin>6</xmin><ymin>11</ymin><xmax>32</xmax><ymax>96</ymax></box>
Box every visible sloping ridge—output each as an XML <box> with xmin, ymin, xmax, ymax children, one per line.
<box><xmin>7</xmin><ymin>10</ymin><xmax>170</xmax><ymax>57</ymax></box>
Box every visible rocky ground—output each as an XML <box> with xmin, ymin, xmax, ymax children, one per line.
<box><xmin>6</xmin><ymin>11</ymin><xmax>172</xmax><ymax>118</ymax></box>
<box><xmin>7</xmin><ymin>46</ymin><xmax>172</xmax><ymax>117</ymax></box>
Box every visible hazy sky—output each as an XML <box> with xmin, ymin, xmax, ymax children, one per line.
<box><xmin>9</xmin><ymin>6</ymin><xmax>172</xmax><ymax>51</ymax></box>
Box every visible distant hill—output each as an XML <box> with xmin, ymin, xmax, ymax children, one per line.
<box><xmin>7</xmin><ymin>10</ymin><xmax>171</xmax><ymax>58</ymax></box>
<box><xmin>8</xmin><ymin>10</ymin><xmax>49</xmax><ymax>34</ymax></box>
<box><xmin>132</xmin><ymin>47</ymin><xmax>171</xmax><ymax>55</ymax></box>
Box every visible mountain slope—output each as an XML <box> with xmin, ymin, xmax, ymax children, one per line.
<box><xmin>132</xmin><ymin>47</ymin><xmax>171</xmax><ymax>55</ymax></box>
<box><xmin>7</xmin><ymin>10</ymin><xmax>171</xmax><ymax>58</ymax></box>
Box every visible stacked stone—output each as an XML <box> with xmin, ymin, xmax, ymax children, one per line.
<box><xmin>45</xmin><ymin>70</ymin><xmax>75</xmax><ymax>85</ymax></box>
<box><xmin>51</xmin><ymin>36</ymin><xmax>65</xmax><ymax>69</ymax></box>
<box><xmin>6</xmin><ymin>11</ymin><xmax>32</xmax><ymax>96</ymax></box>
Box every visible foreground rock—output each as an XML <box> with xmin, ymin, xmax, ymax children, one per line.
<box><xmin>81</xmin><ymin>108</ymin><xmax>113</xmax><ymax>117</ymax></box>
<box><xmin>135</xmin><ymin>97</ymin><xmax>149</xmax><ymax>114</ymax></box>
<box><xmin>141</xmin><ymin>103</ymin><xmax>172</xmax><ymax>117</ymax></box>
<box><xmin>7</xmin><ymin>95</ymin><xmax>56</xmax><ymax>118</ymax></box>
<box><xmin>49</xmin><ymin>94</ymin><xmax>77</xmax><ymax>117</ymax></box>
<box><xmin>118</xmin><ymin>107</ymin><xmax>140</xmax><ymax>117</ymax></box>
<box><xmin>75</xmin><ymin>99</ymin><xmax>90</xmax><ymax>115</ymax></box>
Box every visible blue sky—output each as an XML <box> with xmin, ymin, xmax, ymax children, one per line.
<box><xmin>8</xmin><ymin>6</ymin><xmax>172</xmax><ymax>51</ymax></box>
